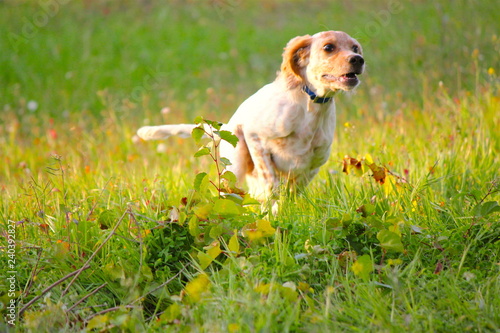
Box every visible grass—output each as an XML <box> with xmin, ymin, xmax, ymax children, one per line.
<box><xmin>1</xmin><ymin>0</ymin><xmax>499</xmax><ymax>331</ymax></box>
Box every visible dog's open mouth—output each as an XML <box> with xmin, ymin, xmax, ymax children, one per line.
<box><xmin>322</xmin><ymin>72</ymin><xmax>360</xmax><ymax>86</ymax></box>
<box><xmin>340</xmin><ymin>73</ymin><xmax>357</xmax><ymax>80</ymax></box>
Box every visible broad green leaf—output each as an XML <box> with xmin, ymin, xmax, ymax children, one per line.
<box><xmin>204</xmin><ymin>119</ymin><xmax>222</xmax><ymax>130</ymax></box>
<box><xmin>191</xmin><ymin>126</ymin><xmax>205</xmax><ymax>143</ymax></box>
<box><xmin>193</xmin><ymin>203</ymin><xmax>213</xmax><ymax>219</ymax></box>
<box><xmin>197</xmin><ymin>252</ymin><xmax>214</xmax><ymax>270</ymax></box>
<box><xmin>221</xmin><ymin>170</ymin><xmax>237</xmax><ymax>183</ymax></box>
<box><xmin>219</xmin><ymin>157</ymin><xmax>232</xmax><ymax>166</ymax></box>
<box><xmin>140</xmin><ymin>264</ymin><xmax>153</xmax><ymax>281</ymax></box>
<box><xmin>242</xmin><ymin>195</ymin><xmax>261</xmax><ymax>206</ymax></box>
<box><xmin>216</xmin><ymin>130</ymin><xmax>239</xmax><ymax>147</ymax></box>
<box><xmin>213</xmin><ymin>198</ymin><xmax>241</xmax><ymax>215</ymax></box>
<box><xmin>87</xmin><ymin>314</ymin><xmax>109</xmax><ymax>330</ymax></box>
<box><xmin>382</xmin><ymin>173</ymin><xmax>397</xmax><ymax>197</ymax></box>
<box><xmin>356</xmin><ymin>203</ymin><xmax>376</xmax><ymax>217</ymax></box>
<box><xmin>206</xmin><ymin>240</ymin><xmax>222</xmax><ymax>260</ymax></box>
<box><xmin>184</xmin><ymin>274</ymin><xmax>211</xmax><ymax>302</ymax></box>
<box><xmin>325</xmin><ymin>217</ymin><xmax>343</xmax><ymax>230</ymax></box>
<box><xmin>221</xmin><ymin>171</ymin><xmax>243</xmax><ymax>195</ymax></box>
<box><xmin>103</xmin><ymin>263</ymin><xmax>125</xmax><ymax>281</ymax></box>
<box><xmin>209</xmin><ymin>224</ymin><xmax>224</xmax><ymax>239</ymax></box>
<box><xmin>366</xmin><ymin>216</ymin><xmax>384</xmax><ymax>229</ymax></box>
<box><xmin>388</xmin><ymin>222</ymin><xmax>402</xmax><ymax>236</ymax></box>
<box><xmin>109</xmin><ymin>313</ymin><xmax>128</xmax><ymax>326</ymax></box>
<box><xmin>341</xmin><ymin>214</ymin><xmax>353</xmax><ymax>228</ymax></box>
<box><xmin>188</xmin><ymin>215</ymin><xmax>201</xmax><ymax>236</ymax></box>
<box><xmin>160</xmin><ymin>303</ymin><xmax>181</xmax><ymax>323</ymax></box>
<box><xmin>387</xmin><ymin>258</ymin><xmax>403</xmax><ymax>266</ymax></box>
<box><xmin>377</xmin><ymin>229</ymin><xmax>404</xmax><ymax>253</ymax></box>
<box><xmin>194</xmin><ymin>172</ymin><xmax>208</xmax><ymax>191</ymax></box>
<box><xmin>254</xmin><ymin>282</ymin><xmax>297</xmax><ymax>303</ymax></box>
<box><xmin>198</xmin><ymin>241</ymin><xmax>222</xmax><ymax>269</ymax></box>
<box><xmin>194</xmin><ymin>147</ymin><xmax>211</xmax><ymax>157</ymax></box>
<box><xmin>473</xmin><ymin>201</ymin><xmax>500</xmax><ymax>217</ymax></box>
<box><xmin>193</xmin><ymin>116</ymin><xmax>204</xmax><ymax>124</ymax></box>
<box><xmin>242</xmin><ymin>219</ymin><xmax>276</xmax><ymax>242</ymax></box>
<box><xmin>298</xmin><ymin>282</ymin><xmax>313</xmax><ymax>293</ymax></box>
<box><xmin>254</xmin><ymin>282</ymin><xmax>271</xmax><ymax>294</ymax></box>
<box><xmin>257</xmin><ymin>219</ymin><xmax>276</xmax><ymax>237</ymax></box>
<box><xmin>280</xmin><ymin>284</ymin><xmax>299</xmax><ymax>303</ymax></box>
<box><xmin>178</xmin><ymin>212</ymin><xmax>187</xmax><ymax>226</ymax></box>
<box><xmin>222</xmin><ymin>193</ymin><xmax>244</xmax><ymax>205</ymax></box>
<box><xmin>228</xmin><ymin>230</ymin><xmax>240</xmax><ymax>254</ymax></box>
<box><xmin>365</xmin><ymin>153</ymin><xmax>374</xmax><ymax>164</ymax></box>
<box><xmin>242</xmin><ymin>222</ymin><xmax>259</xmax><ymax>241</ymax></box>
<box><xmin>351</xmin><ymin>254</ymin><xmax>373</xmax><ymax>280</ymax></box>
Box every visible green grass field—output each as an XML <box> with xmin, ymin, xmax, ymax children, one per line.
<box><xmin>1</xmin><ymin>0</ymin><xmax>499</xmax><ymax>331</ymax></box>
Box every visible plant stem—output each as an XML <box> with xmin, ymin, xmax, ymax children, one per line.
<box><xmin>67</xmin><ymin>283</ymin><xmax>108</xmax><ymax>312</ymax></box>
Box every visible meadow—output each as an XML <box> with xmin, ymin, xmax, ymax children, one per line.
<box><xmin>1</xmin><ymin>0</ymin><xmax>499</xmax><ymax>331</ymax></box>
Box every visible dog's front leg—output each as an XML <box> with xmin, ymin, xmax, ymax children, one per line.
<box><xmin>245</xmin><ymin>133</ymin><xmax>279</xmax><ymax>200</ymax></box>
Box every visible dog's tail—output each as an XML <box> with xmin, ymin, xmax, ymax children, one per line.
<box><xmin>137</xmin><ymin>124</ymin><xmax>223</xmax><ymax>141</ymax></box>
<box><xmin>136</xmin><ymin>124</ymin><xmax>199</xmax><ymax>140</ymax></box>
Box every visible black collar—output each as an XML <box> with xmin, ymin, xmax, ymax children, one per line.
<box><xmin>302</xmin><ymin>86</ymin><xmax>333</xmax><ymax>104</ymax></box>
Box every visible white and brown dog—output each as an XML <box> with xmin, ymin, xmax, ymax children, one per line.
<box><xmin>138</xmin><ymin>31</ymin><xmax>364</xmax><ymax>200</ymax></box>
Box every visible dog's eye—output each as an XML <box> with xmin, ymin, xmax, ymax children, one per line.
<box><xmin>323</xmin><ymin>44</ymin><xmax>335</xmax><ymax>52</ymax></box>
<box><xmin>352</xmin><ymin>45</ymin><xmax>360</xmax><ymax>53</ymax></box>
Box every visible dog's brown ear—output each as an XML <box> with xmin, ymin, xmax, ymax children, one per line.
<box><xmin>280</xmin><ymin>34</ymin><xmax>312</xmax><ymax>87</ymax></box>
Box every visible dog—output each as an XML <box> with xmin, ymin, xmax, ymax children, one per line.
<box><xmin>137</xmin><ymin>31</ymin><xmax>364</xmax><ymax>200</ymax></box>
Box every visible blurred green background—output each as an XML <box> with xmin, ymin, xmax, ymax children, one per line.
<box><xmin>1</xmin><ymin>0</ymin><xmax>498</xmax><ymax>123</ymax></box>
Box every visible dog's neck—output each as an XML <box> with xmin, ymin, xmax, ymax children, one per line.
<box><xmin>302</xmin><ymin>85</ymin><xmax>335</xmax><ymax>103</ymax></box>
<box><xmin>276</xmin><ymin>74</ymin><xmax>337</xmax><ymax>105</ymax></box>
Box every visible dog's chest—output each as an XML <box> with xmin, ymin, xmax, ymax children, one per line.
<box><xmin>270</xmin><ymin>104</ymin><xmax>336</xmax><ymax>173</ymax></box>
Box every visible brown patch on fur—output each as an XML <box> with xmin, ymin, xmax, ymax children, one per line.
<box><xmin>234</xmin><ymin>125</ymin><xmax>254</xmax><ymax>174</ymax></box>
<box><xmin>279</xmin><ymin>35</ymin><xmax>312</xmax><ymax>88</ymax></box>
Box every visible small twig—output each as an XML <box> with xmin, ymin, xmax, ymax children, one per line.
<box><xmin>85</xmin><ymin>305</ymin><xmax>139</xmax><ymax>322</ymax></box>
<box><xmin>146</xmin><ymin>310</ymin><xmax>165</xmax><ymax>322</ymax></box>
<box><xmin>19</xmin><ymin>264</ymin><xmax>91</xmax><ymax>316</ymax></box>
<box><xmin>478</xmin><ymin>179</ymin><xmax>499</xmax><ymax>206</ymax></box>
<box><xmin>135</xmin><ymin>265</ymin><xmax>189</xmax><ymax>323</ymax></box>
<box><xmin>62</xmin><ymin>210</ymin><xmax>128</xmax><ymax>296</ymax></box>
<box><xmin>67</xmin><ymin>283</ymin><xmax>108</xmax><ymax>313</ymax></box>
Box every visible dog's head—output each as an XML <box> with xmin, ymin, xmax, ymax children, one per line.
<box><xmin>280</xmin><ymin>31</ymin><xmax>364</xmax><ymax>95</ymax></box>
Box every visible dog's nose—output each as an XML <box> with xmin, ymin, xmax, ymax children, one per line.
<box><xmin>349</xmin><ymin>55</ymin><xmax>364</xmax><ymax>65</ymax></box>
